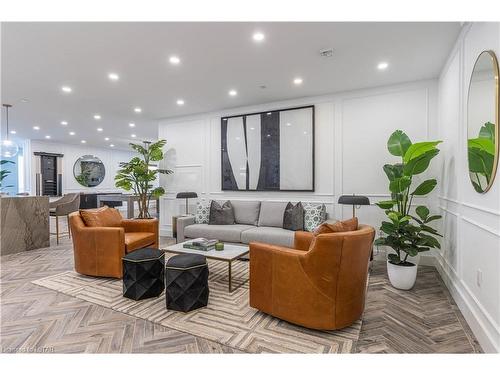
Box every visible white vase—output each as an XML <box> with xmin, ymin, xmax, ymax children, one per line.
<box><xmin>386</xmin><ymin>260</ymin><xmax>418</xmax><ymax>290</ymax></box>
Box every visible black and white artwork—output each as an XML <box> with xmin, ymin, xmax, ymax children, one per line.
<box><xmin>221</xmin><ymin>105</ymin><xmax>314</xmax><ymax>191</ymax></box>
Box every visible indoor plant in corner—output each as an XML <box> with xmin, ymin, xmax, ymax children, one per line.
<box><xmin>374</xmin><ymin>130</ymin><xmax>443</xmax><ymax>290</ymax></box>
<box><xmin>115</xmin><ymin>140</ymin><xmax>173</xmax><ymax>219</ymax></box>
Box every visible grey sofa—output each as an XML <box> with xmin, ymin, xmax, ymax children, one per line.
<box><xmin>176</xmin><ymin>200</ymin><xmax>326</xmax><ymax>247</ymax></box>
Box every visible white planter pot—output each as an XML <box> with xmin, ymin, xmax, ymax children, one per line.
<box><xmin>387</xmin><ymin>260</ymin><xmax>418</xmax><ymax>290</ymax></box>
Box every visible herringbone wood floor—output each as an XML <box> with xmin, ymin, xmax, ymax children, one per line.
<box><xmin>0</xmin><ymin>226</ymin><xmax>482</xmax><ymax>354</ymax></box>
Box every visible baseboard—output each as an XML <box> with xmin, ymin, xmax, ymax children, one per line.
<box><xmin>434</xmin><ymin>253</ymin><xmax>499</xmax><ymax>353</ymax></box>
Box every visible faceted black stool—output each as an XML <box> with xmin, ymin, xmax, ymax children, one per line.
<box><xmin>166</xmin><ymin>254</ymin><xmax>209</xmax><ymax>312</ymax></box>
<box><xmin>122</xmin><ymin>248</ymin><xmax>165</xmax><ymax>301</ymax></box>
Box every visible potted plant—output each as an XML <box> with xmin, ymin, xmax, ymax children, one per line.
<box><xmin>374</xmin><ymin>130</ymin><xmax>443</xmax><ymax>290</ymax></box>
<box><xmin>0</xmin><ymin>159</ymin><xmax>14</xmax><ymax>195</ymax></box>
<box><xmin>115</xmin><ymin>140</ymin><xmax>173</xmax><ymax>219</ymax></box>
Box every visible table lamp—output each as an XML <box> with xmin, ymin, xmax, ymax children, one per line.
<box><xmin>176</xmin><ymin>192</ymin><xmax>198</xmax><ymax>215</ymax></box>
<box><xmin>338</xmin><ymin>194</ymin><xmax>370</xmax><ymax>217</ymax></box>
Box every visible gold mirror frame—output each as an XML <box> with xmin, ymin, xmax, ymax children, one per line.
<box><xmin>467</xmin><ymin>50</ymin><xmax>500</xmax><ymax>193</ymax></box>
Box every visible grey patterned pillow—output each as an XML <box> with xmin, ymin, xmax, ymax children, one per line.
<box><xmin>283</xmin><ymin>202</ymin><xmax>304</xmax><ymax>231</ymax></box>
<box><xmin>195</xmin><ymin>200</ymin><xmax>211</xmax><ymax>224</ymax></box>
<box><xmin>303</xmin><ymin>203</ymin><xmax>326</xmax><ymax>232</ymax></box>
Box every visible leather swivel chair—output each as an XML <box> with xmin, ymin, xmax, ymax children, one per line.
<box><xmin>249</xmin><ymin>225</ymin><xmax>375</xmax><ymax>330</ymax></box>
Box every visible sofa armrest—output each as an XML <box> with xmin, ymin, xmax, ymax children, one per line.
<box><xmin>121</xmin><ymin>218</ymin><xmax>159</xmax><ymax>248</ymax></box>
<box><xmin>176</xmin><ymin>215</ymin><xmax>195</xmax><ymax>242</ymax></box>
<box><xmin>72</xmin><ymin>226</ymin><xmax>126</xmax><ymax>278</ymax></box>
<box><xmin>294</xmin><ymin>231</ymin><xmax>314</xmax><ymax>251</ymax></box>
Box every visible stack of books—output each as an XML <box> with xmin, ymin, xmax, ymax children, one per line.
<box><xmin>183</xmin><ymin>238</ymin><xmax>218</xmax><ymax>251</ymax></box>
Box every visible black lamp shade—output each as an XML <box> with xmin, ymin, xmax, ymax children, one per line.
<box><xmin>176</xmin><ymin>192</ymin><xmax>198</xmax><ymax>199</ymax></box>
<box><xmin>338</xmin><ymin>195</ymin><xmax>370</xmax><ymax>205</ymax></box>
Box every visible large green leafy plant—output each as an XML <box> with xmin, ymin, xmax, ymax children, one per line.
<box><xmin>374</xmin><ymin>130</ymin><xmax>443</xmax><ymax>266</ymax></box>
<box><xmin>468</xmin><ymin>122</ymin><xmax>496</xmax><ymax>192</ymax></box>
<box><xmin>0</xmin><ymin>159</ymin><xmax>14</xmax><ymax>190</ymax></box>
<box><xmin>115</xmin><ymin>140</ymin><xmax>173</xmax><ymax>218</ymax></box>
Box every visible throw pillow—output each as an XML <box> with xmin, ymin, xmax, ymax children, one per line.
<box><xmin>303</xmin><ymin>203</ymin><xmax>327</xmax><ymax>232</ymax></box>
<box><xmin>313</xmin><ymin>217</ymin><xmax>358</xmax><ymax>236</ymax></box>
<box><xmin>80</xmin><ymin>206</ymin><xmax>123</xmax><ymax>227</ymax></box>
<box><xmin>195</xmin><ymin>200</ymin><xmax>211</xmax><ymax>224</ymax></box>
<box><xmin>209</xmin><ymin>200</ymin><xmax>235</xmax><ymax>225</ymax></box>
<box><xmin>283</xmin><ymin>202</ymin><xmax>304</xmax><ymax>231</ymax></box>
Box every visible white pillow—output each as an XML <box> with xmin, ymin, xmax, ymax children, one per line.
<box><xmin>195</xmin><ymin>200</ymin><xmax>211</xmax><ymax>224</ymax></box>
<box><xmin>303</xmin><ymin>203</ymin><xmax>326</xmax><ymax>232</ymax></box>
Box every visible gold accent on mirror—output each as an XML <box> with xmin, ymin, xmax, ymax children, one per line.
<box><xmin>467</xmin><ymin>50</ymin><xmax>499</xmax><ymax>193</ymax></box>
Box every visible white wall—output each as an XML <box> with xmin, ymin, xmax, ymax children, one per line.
<box><xmin>436</xmin><ymin>22</ymin><xmax>500</xmax><ymax>353</ymax></box>
<box><xmin>158</xmin><ymin>79</ymin><xmax>439</xmax><ymax>242</ymax></box>
<box><xmin>29</xmin><ymin>140</ymin><xmax>135</xmax><ymax>194</ymax></box>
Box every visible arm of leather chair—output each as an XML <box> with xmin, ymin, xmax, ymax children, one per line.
<box><xmin>176</xmin><ymin>215</ymin><xmax>195</xmax><ymax>242</ymax></box>
<box><xmin>249</xmin><ymin>242</ymin><xmax>307</xmax><ymax>312</ymax></box>
<box><xmin>121</xmin><ymin>218</ymin><xmax>159</xmax><ymax>247</ymax></box>
<box><xmin>72</xmin><ymin>226</ymin><xmax>125</xmax><ymax>278</ymax></box>
<box><xmin>294</xmin><ymin>231</ymin><xmax>314</xmax><ymax>251</ymax></box>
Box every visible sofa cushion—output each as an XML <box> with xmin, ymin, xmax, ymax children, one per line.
<box><xmin>303</xmin><ymin>203</ymin><xmax>327</xmax><ymax>232</ymax></box>
<box><xmin>79</xmin><ymin>206</ymin><xmax>123</xmax><ymax>227</ymax></box>
<box><xmin>124</xmin><ymin>232</ymin><xmax>156</xmax><ymax>253</ymax></box>
<box><xmin>313</xmin><ymin>217</ymin><xmax>359</xmax><ymax>236</ymax></box>
<box><xmin>258</xmin><ymin>201</ymin><xmax>288</xmax><ymax>228</ymax></box>
<box><xmin>241</xmin><ymin>227</ymin><xmax>294</xmax><ymax>248</ymax></box>
<box><xmin>283</xmin><ymin>202</ymin><xmax>304</xmax><ymax>231</ymax></box>
<box><xmin>184</xmin><ymin>224</ymin><xmax>255</xmax><ymax>243</ymax></box>
<box><xmin>230</xmin><ymin>200</ymin><xmax>261</xmax><ymax>225</ymax></box>
<box><xmin>209</xmin><ymin>200</ymin><xmax>235</xmax><ymax>225</ymax></box>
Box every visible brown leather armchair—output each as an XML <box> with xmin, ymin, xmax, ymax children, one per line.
<box><xmin>69</xmin><ymin>211</ymin><xmax>159</xmax><ymax>278</ymax></box>
<box><xmin>249</xmin><ymin>224</ymin><xmax>375</xmax><ymax>330</ymax></box>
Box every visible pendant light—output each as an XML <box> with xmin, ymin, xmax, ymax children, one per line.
<box><xmin>1</xmin><ymin>104</ymin><xmax>19</xmax><ymax>158</ymax></box>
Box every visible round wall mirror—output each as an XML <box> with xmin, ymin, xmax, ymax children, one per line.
<box><xmin>467</xmin><ymin>50</ymin><xmax>499</xmax><ymax>193</ymax></box>
<box><xmin>73</xmin><ymin>155</ymin><xmax>105</xmax><ymax>187</ymax></box>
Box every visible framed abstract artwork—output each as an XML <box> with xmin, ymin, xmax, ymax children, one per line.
<box><xmin>221</xmin><ymin>105</ymin><xmax>314</xmax><ymax>191</ymax></box>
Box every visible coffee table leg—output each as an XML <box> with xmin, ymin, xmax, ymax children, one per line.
<box><xmin>228</xmin><ymin>260</ymin><xmax>232</xmax><ymax>292</ymax></box>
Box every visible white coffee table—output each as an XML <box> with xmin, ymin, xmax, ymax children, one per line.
<box><xmin>163</xmin><ymin>242</ymin><xmax>249</xmax><ymax>292</ymax></box>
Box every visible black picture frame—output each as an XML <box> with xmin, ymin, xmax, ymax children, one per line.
<box><xmin>220</xmin><ymin>105</ymin><xmax>315</xmax><ymax>192</ymax></box>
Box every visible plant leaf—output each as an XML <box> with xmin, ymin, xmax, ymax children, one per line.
<box><xmin>415</xmin><ymin>206</ymin><xmax>429</xmax><ymax>221</ymax></box>
<box><xmin>403</xmin><ymin>141</ymin><xmax>442</xmax><ymax>163</ymax></box>
<box><xmin>403</xmin><ymin>149</ymin><xmax>440</xmax><ymax>176</ymax></box>
<box><xmin>383</xmin><ymin>163</ymin><xmax>404</xmax><ymax>181</ymax></box>
<box><xmin>389</xmin><ymin>176</ymin><xmax>412</xmax><ymax>194</ymax></box>
<box><xmin>376</xmin><ymin>200</ymin><xmax>396</xmax><ymax>209</ymax></box>
<box><xmin>479</xmin><ymin>122</ymin><xmax>495</xmax><ymax>143</ymax></box>
<box><xmin>388</xmin><ymin>253</ymin><xmax>402</xmax><ymax>264</ymax></box>
<box><xmin>468</xmin><ymin>138</ymin><xmax>495</xmax><ymax>155</ymax></box>
<box><xmin>387</xmin><ymin>130</ymin><xmax>412</xmax><ymax>157</ymax></box>
<box><xmin>425</xmin><ymin>215</ymin><xmax>442</xmax><ymax>223</ymax></box>
<box><xmin>411</xmin><ymin>179</ymin><xmax>437</xmax><ymax>195</ymax></box>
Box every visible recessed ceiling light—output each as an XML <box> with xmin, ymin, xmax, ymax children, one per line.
<box><xmin>61</xmin><ymin>86</ymin><xmax>72</xmax><ymax>93</ymax></box>
<box><xmin>176</xmin><ymin>99</ymin><xmax>185</xmax><ymax>106</ymax></box>
<box><xmin>108</xmin><ymin>72</ymin><xmax>119</xmax><ymax>81</ymax></box>
<box><xmin>97</xmin><ymin>128</ymin><xmax>103</xmax><ymax>132</ymax></box>
<box><xmin>20</xmin><ymin>98</ymin><xmax>29</xmax><ymax>103</ymax></box>
<box><xmin>81</xmin><ymin>140</ymin><xmax>86</xmax><ymax>144</ymax></box>
<box><xmin>94</xmin><ymin>114</ymin><xmax>101</xmax><ymax>120</ymax></box>
<box><xmin>252</xmin><ymin>32</ymin><xmax>265</xmax><ymax>42</ymax></box>
<box><xmin>33</xmin><ymin>126</ymin><xmax>40</xmax><ymax>130</ymax></box>
<box><xmin>69</xmin><ymin>131</ymin><xmax>75</xmax><ymax>135</ymax></box>
<box><xmin>377</xmin><ymin>62</ymin><xmax>389</xmax><ymax>70</ymax></box>
<box><xmin>134</xmin><ymin>107</ymin><xmax>142</xmax><ymax>113</ymax></box>
<box><xmin>267</xmin><ymin>112</ymin><xmax>272</xmax><ymax>115</ymax></box>
<box><xmin>228</xmin><ymin>89</ymin><xmax>237</xmax><ymax>97</ymax></box>
<box><xmin>169</xmin><ymin>56</ymin><xmax>181</xmax><ymax>65</ymax></box>
<box><xmin>104</xmin><ymin>137</ymin><xmax>110</xmax><ymax>141</ymax></box>
<box><xmin>293</xmin><ymin>77</ymin><xmax>303</xmax><ymax>85</ymax></box>
<box><xmin>10</xmin><ymin>130</ymin><xmax>16</xmax><ymax>134</ymax></box>
<box><xmin>110</xmin><ymin>144</ymin><xmax>115</xmax><ymax>147</ymax></box>
<box><xmin>286</xmin><ymin>123</ymin><xmax>291</xmax><ymax>126</ymax></box>
<box><xmin>61</xmin><ymin>121</ymin><xmax>68</xmax><ymax>126</ymax></box>
<box><xmin>250</xmin><ymin>127</ymin><xmax>255</xmax><ymax>130</ymax></box>
<box><xmin>129</xmin><ymin>123</ymin><xmax>135</xmax><ymax>128</ymax></box>
<box><xmin>303</xmin><ymin>131</ymin><xmax>308</xmax><ymax>135</ymax></box>
<box><xmin>131</xmin><ymin>134</ymin><xmax>136</xmax><ymax>138</ymax></box>
<box><xmin>45</xmin><ymin>135</ymin><xmax>51</xmax><ymax>139</ymax></box>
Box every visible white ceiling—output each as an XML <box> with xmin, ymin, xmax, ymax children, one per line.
<box><xmin>1</xmin><ymin>22</ymin><xmax>461</xmax><ymax>150</ymax></box>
